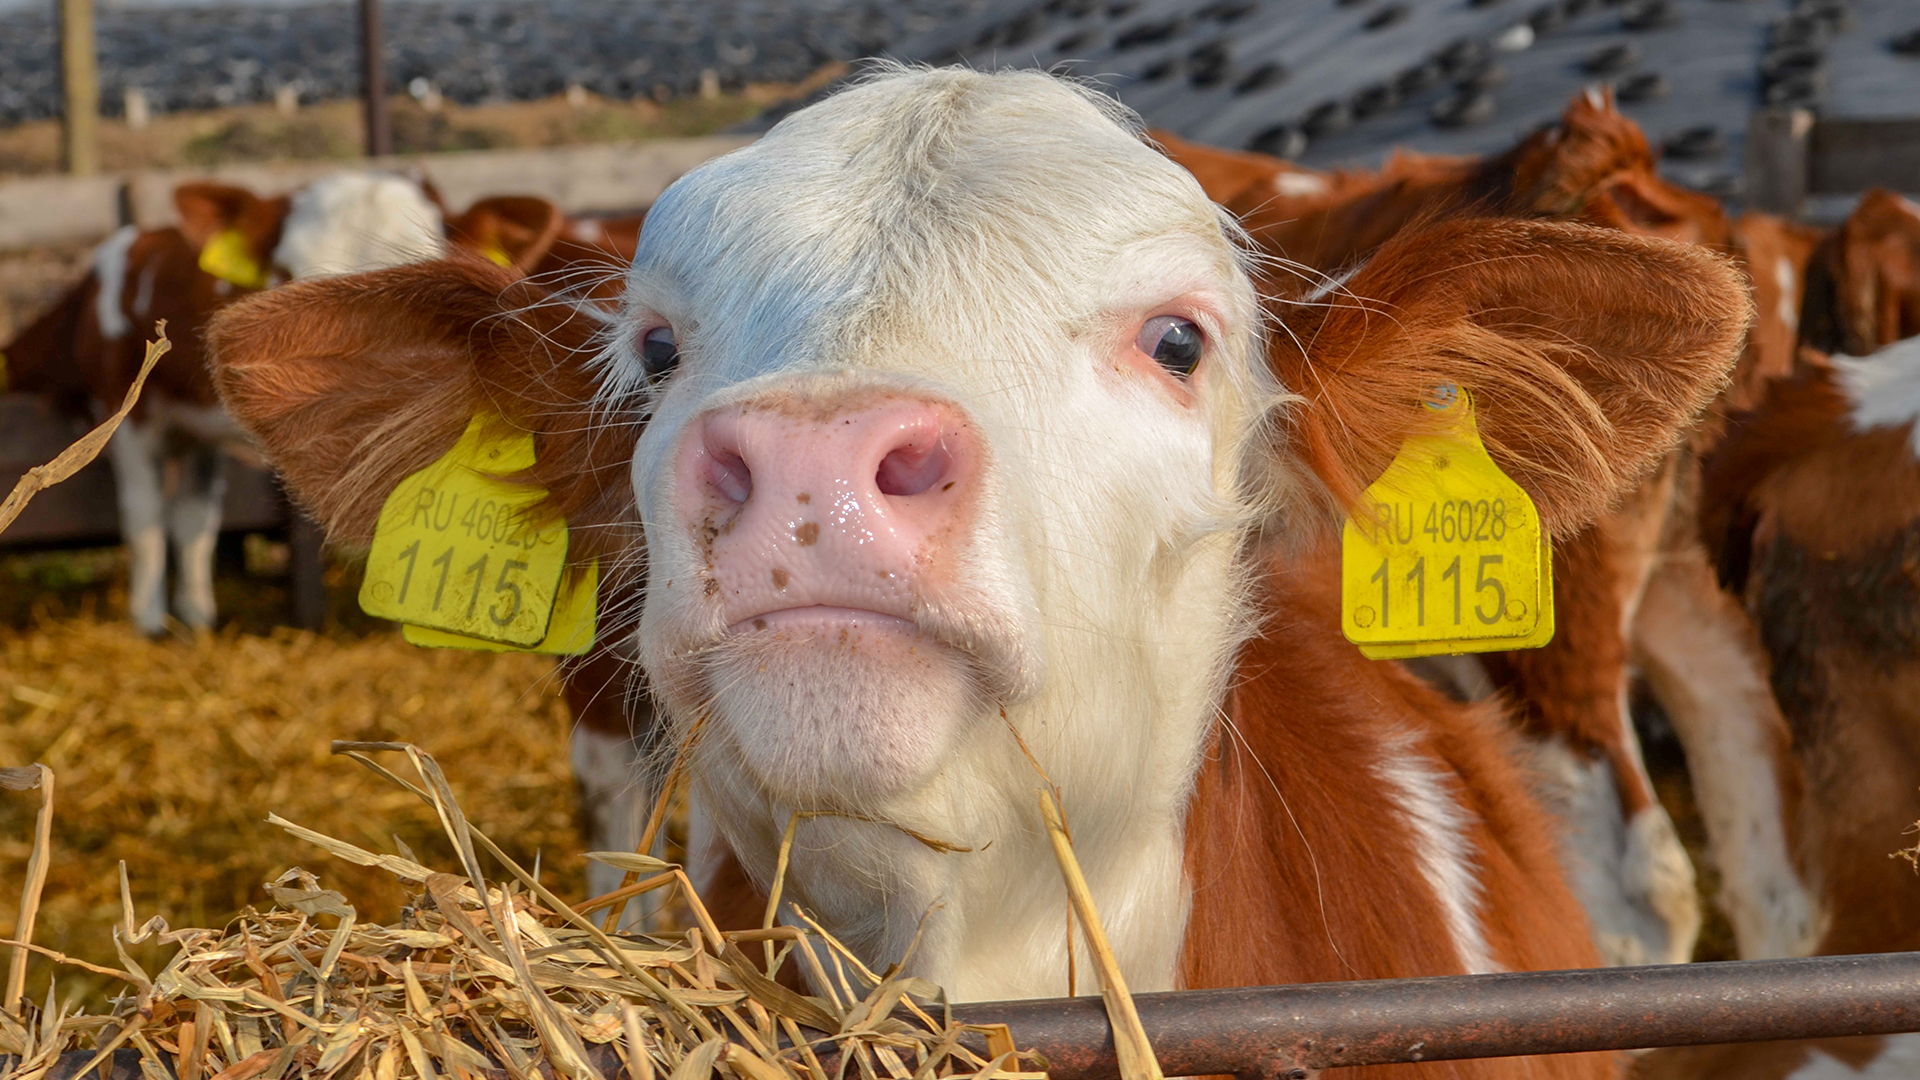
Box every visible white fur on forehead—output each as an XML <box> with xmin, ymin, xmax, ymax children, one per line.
<box><xmin>272</xmin><ymin>172</ymin><xmax>446</xmax><ymax>279</ymax></box>
<box><xmin>614</xmin><ymin>66</ymin><xmax>1242</xmax><ymax>396</ymax></box>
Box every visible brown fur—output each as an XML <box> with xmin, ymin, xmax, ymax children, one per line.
<box><xmin>1184</xmin><ymin>543</ymin><xmax>1618</xmax><ymax>1080</ymax></box>
<box><xmin>1801</xmin><ymin>189</ymin><xmax>1920</xmax><ymax>358</ymax></box>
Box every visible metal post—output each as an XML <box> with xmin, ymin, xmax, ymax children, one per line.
<box><xmin>359</xmin><ymin>0</ymin><xmax>392</xmax><ymax>157</ymax></box>
<box><xmin>288</xmin><ymin>511</ymin><xmax>328</xmax><ymax>630</ymax></box>
<box><xmin>55</xmin><ymin>0</ymin><xmax>99</xmax><ymax>175</ymax></box>
<box><xmin>1745</xmin><ymin>108</ymin><xmax>1812</xmax><ymax>217</ymax></box>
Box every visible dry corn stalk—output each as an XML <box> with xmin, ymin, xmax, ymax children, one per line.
<box><xmin>0</xmin><ymin>329</ymin><xmax>169</xmax><ymax>535</ymax></box>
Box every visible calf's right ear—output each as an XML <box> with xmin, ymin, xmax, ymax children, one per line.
<box><xmin>205</xmin><ymin>260</ymin><xmax>637</xmax><ymax>559</ymax></box>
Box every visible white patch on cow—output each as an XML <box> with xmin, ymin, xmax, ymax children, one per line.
<box><xmin>1786</xmin><ymin>1035</ymin><xmax>1920</xmax><ymax>1079</ymax></box>
<box><xmin>132</xmin><ymin>258</ymin><xmax>159</xmax><ymax>328</ymax></box>
<box><xmin>1583</xmin><ymin>84</ymin><xmax>1606</xmax><ymax>110</ymax></box>
<box><xmin>272</xmin><ymin>173</ymin><xmax>446</xmax><ymax>279</ymax></box>
<box><xmin>107</xmin><ymin>418</ymin><xmax>168</xmax><ymax>635</ymax></box>
<box><xmin>1523</xmin><ymin>735</ymin><xmax>1699</xmax><ymax>967</ymax></box>
<box><xmin>627</xmin><ymin>68</ymin><xmax>1276</xmax><ymax>1000</ymax></box>
<box><xmin>1775</xmin><ymin>255</ymin><xmax>1799</xmax><ymax>332</ymax></box>
<box><xmin>90</xmin><ymin>225</ymin><xmax>139</xmax><ymax>341</ymax></box>
<box><xmin>1272</xmin><ymin>171</ymin><xmax>1329</xmax><ymax>197</ymax></box>
<box><xmin>1374</xmin><ymin>735</ymin><xmax>1498</xmax><ymax>974</ymax></box>
<box><xmin>1833</xmin><ymin>338</ymin><xmax>1920</xmax><ymax>457</ymax></box>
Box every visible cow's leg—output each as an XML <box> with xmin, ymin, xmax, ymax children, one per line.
<box><xmin>1485</xmin><ymin>468</ymin><xmax>1701</xmax><ymax>967</ymax></box>
<box><xmin>564</xmin><ymin>646</ymin><xmax>667</xmax><ymax>929</ymax></box>
<box><xmin>1632</xmin><ymin>543</ymin><xmax>1820</xmax><ymax>958</ymax></box>
<box><xmin>107</xmin><ymin>419</ymin><xmax>169</xmax><ymax>636</ymax></box>
<box><xmin>167</xmin><ymin>440</ymin><xmax>227</xmax><ymax>631</ymax></box>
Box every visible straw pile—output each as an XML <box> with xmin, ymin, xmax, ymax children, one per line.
<box><xmin>0</xmin><ymin>615</ymin><xmax>586</xmax><ymax>1001</ymax></box>
<box><xmin>2</xmin><ymin>743</ymin><xmax>1040</xmax><ymax>1080</ymax></box>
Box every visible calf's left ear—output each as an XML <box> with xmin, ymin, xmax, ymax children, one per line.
<box><xmin>1271</xmin><ymin>217</ymin><xmax>1749</xmax><ymax>538</ymax></box>
<box><xmin>205</xmin><ymin>260</ymin><xmax>635</xmax><ymax>558</ymax></box>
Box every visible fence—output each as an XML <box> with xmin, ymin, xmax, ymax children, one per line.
<box><xmin>1745</xmin><ymin>109</ymin><xmax>1920</xmax><ymax>220</ymax></box>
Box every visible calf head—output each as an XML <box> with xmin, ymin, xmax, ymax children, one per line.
<box><xmin>209</xmin><ymin>67</ymin><xmax>1746</xmax><ymax>998</ymax></box>
<box><xmin>176</xmin><ymin>172</ymin><xmax>450</xmax><ymax>288</ymax></box>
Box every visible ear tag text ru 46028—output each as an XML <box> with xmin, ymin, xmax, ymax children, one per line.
<box><xmin>197</xmin><ymin>228</ymin><xmax>270</xmax><ymax>290</ymax></box>
<box><xmin>1340</xmin><ymin>386</ymin><xmax>1553</xmax><ymax>658</ymax></box>
<box><xmin>359</xmin><ymin>414</ymin><xmax>597</xmax><ymax>654</ymax></box>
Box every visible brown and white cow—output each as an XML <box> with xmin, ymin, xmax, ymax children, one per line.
<box><xmin>0</xmin><ymin>175</ymin><xmax>567</xmax><ymax>635</ymax></box>
<box><xmin>1637</xmin><ymin>339</ymin><xmax>1920</xmax><ymax>1078</ymax></box>
<box><xmin>206</xmin><ymin>71</ymin><xmax>1747</xmax><ymax>1076</ymax></box>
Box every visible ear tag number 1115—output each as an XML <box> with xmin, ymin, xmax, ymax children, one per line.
<box><xmin>1339</xmin><ymin>386</ymin><xmax>1553</xmax><ymax>659</ymax></box>
<box><xmin>360</xmin><ymin>414</ymin><xmax>597</xmax><ymax>655</ymax></box>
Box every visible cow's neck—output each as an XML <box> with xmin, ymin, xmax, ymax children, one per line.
<box><xmin>691</xmin><ymin>531</ymin><xmax>1246</xmax><ymax>1002</ymax></box>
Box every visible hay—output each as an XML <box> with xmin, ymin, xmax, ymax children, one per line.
<box><xmin>0</xmin><ymin>615</ymin><xmax>585</xmax><ymax>1005</ymax></box>
<box><xmin>1</xmin><ymin>743</ymin><xmax>1042</xmax><ymax>1080</ymax></box>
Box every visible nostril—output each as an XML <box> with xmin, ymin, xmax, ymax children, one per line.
<box><xmin>876</xmin><ymin>439</ymin><xmax>953</xmax><ymax>498</ymax></box>
<box><xmin>706</xmin><ymin>448</ymin><xmax>752</xmax><ymax>504</ymax></box>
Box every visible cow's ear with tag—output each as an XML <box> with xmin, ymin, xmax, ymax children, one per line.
<box><xmin>175</xmin><ymin>182</ymin><xmax>287</xmax><ymax>290</ymax></box>
<box><xmin>1270</xmin><ymin>217</ymin><xmax>1749</xmax><ymax>539</ymax></box>
<box><xmin>205</xmin><ymin>258</ymin><xmax>639</xmax><ymax>567</ymax></box>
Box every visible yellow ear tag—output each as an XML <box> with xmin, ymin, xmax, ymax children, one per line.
<box><xmin>1340</xmin><ymin>386</ymin><xmax>1554</xmax><ymax>658</ymax></box>
<box><xmin>479</xmin><ymin>241</ymin><xmax>514</xmax><ymax>268</ymax></box>
<box><xmin>359</xmin><ymin>414</ymin><xmax>598</xmax><ymax>654</ymax></box>
<box><xmin>197</xmin><ymin>228</ymin><xmax>269</xmax><ymax>290</ymax></box>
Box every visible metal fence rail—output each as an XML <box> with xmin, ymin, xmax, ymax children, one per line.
<box><xmin>950</xmin><ymin>951</ymin><xmax>1920</xmax><ymax>1078</ymax></box>
<box><xmin>12</xmin><ymin>952</ymin><xmax>1920</xmax><ymax>1079</ymax></box>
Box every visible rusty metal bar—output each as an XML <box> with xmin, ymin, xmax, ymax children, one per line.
<box><xmin>13</xmin><ymin>953</ymin><xmax>1920</xmax><ymax>1078</ymax></box>
<box><xmin>949</xmin><ymin>952</ymin><xmax>1920</xmax><ymax>1078</ymax></box>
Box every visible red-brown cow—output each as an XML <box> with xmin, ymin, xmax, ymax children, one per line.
<box><xmin>1640</xmin><ymin>338</ymin><xmax>1920</xmax><ymax>1078</ymax></box>
<box><xmin>205</xmin><ymin>69</ymin><xmax>1749</xmax><ymax>1077</ymax></box>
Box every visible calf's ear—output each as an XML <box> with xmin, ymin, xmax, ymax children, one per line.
<box><xmin>205</xmin><ymin>260</ymin><xmax>637</xmax><ymax>559</ymax></box>
<box><xmin>1272</xmin><ymin>217</ymin><xmax>1748</xmax><ymax>537</ymax></box>
<box><xmin>447</xmin><ymin>195</ymin><xmax>566</xmax><ymax>272</ymax></box>
<box><xmin>175</xmin><ymin>182</ymin><xmax>293</xmax><ymax>290</ymax></box>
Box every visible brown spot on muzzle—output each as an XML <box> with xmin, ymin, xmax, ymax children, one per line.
<box><xmin>771</xmin><ymin>567</ymin><xmax>789</xmax><ymax>589</ymax></box>
<box><xmin>793</xmin><ymin>521</ymin><xmax>819</xmax><ymax>546</ymax></box>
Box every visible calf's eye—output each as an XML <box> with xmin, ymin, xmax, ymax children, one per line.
<box><xmin>641</xmin><ymin>325</ymin><xmax>681</xmax><ymax>380</ymax></box>
<box><xmin>1136</xmin><ymin>315</ymin><xmax>1203</xmax><ymax>378</ymax></box>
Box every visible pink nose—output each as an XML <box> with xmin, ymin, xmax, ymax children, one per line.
<box><xmin>675</xmin><ymin>395</ymin><xmax>979</xmax><ymax>623</ymax></box>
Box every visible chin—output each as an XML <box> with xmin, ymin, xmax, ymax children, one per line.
<box><xmin>696</xmin><ymin>615</ymin><xmax>987</xmax><ymax>808</ymax></box>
